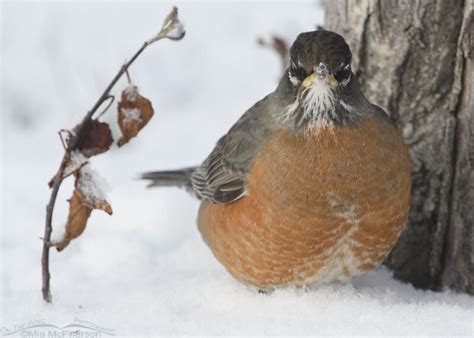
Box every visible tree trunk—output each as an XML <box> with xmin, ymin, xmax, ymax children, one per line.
<box><xmin>323</xmin><ymin>0</ymin><xmax>473</xmax><ymax>294</ymax></box>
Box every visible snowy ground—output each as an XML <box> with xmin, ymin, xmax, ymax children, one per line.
<box><xmin>1</xmin><ymin>2</ymin><xmax>473</xmax><ymax>336</ymax></box>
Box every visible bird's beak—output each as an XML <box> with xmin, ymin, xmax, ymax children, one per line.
<box><xmin>315</xmin><ymin>62</ymin><xmax>329</xmax><ymax>77</ymax></box>
<box><xmin>301</xmin><ymin>62</ymin><xmax>337</xmax><ymax>88</ymax></box>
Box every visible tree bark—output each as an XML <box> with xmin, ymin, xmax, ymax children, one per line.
<box><xmin>324</xmin><ymin>0</ymin><xmax>473</xmax><ymax>294</ymax></box>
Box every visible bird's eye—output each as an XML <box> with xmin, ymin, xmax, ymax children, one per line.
<box><xmin>289</xmin><ymin>60</ymin><xmax>308</xmax><ymax>81</ymax></box>
<box><xmin>333</xmin><ymin>63</ymin><xmax>351</xmax><ymax>85</ymax></box>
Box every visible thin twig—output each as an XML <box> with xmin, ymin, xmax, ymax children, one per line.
<box><xmin>58</xmin><ymin>131</ymin><xmax>68</xmax><ymax>151</ymax></box>
<box><xmin>94</xmin><ymin>95</ymin><xmax>115</xmax><ymax>120</ymax></box>
<box><xmin>61</xmin><ymin>160</ymin><xmax>89</xmax><ymax>181</ymax></box>
<box><xmin>41</xmin><ymin>6</ymin><xmax>185</xmax><ymax>303</ymax></box>
<box><xmin>125</xmin><ymin>68</ymin><xmax>132</xmax><ymax>84</ymax></box>
<box><xmin>42</xmin><ymin>46</ymin><xmax>147</xmax><ymax>302</ymax></box>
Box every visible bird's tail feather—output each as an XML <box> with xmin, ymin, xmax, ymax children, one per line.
<box><xmin>141</xmin><ymin>167</ymin><xmax>196</xmax><ymax>189</ymax></box>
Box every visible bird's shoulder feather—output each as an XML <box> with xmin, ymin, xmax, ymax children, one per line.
<box><xmin>191</xmin><ymin>93</ymin><xmax>279</xmax><ymax>204</ymax></box>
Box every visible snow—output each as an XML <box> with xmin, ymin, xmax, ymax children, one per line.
<box><xmin>63</xmin><ymin>150</ymin><xmax>88</xmax><ymax>177</ymax></box>
<box><xmin>123</xmin><ymin>83</ymin><xmax>139</xmax><ymax>102</ymax></box>
<box><xmin>120</xmin><ymin>108</ymin><xmax>142</xmax><ymax>124</ymax></box>
<box><xmin>1</xmin><ymin>2</ymin><xmax>473</xmax><ymax>337</ymax></box>
<box><xmin>76</xmin><ymin>163</ymin><xmax>110</xmax><ymax>207</ymax></box>
<box><xmin>165</xmin><ymin>21</ymin><xmax>186</xmax><ymax>41</ymax></box>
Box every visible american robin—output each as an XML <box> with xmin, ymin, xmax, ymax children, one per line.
<box><xmin>142</xmin><ymin>30</ymin><xmax>411</xmax><ymax>289</ymax></box>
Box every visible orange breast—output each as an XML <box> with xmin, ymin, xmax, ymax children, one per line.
<box><xmin>198</xmin><ymin>115</ymin><xmax>411</xmax><ymax>288</ymax></box>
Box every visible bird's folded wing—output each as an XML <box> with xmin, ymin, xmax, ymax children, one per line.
<box><xmin>191</xmin><ymin>94</ymin><xmax>276</xmax><ymax>204</ymax></box>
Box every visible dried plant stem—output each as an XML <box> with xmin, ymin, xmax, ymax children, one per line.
<box><xmin>42</xmin><ymin>40</ymin><xmax>154</xmax><ymax>303</ymax></box>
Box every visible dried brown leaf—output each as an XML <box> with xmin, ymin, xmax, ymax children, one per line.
<box><xmin>117</xmin><ymin>85</ymin><xmax>154</xmax><ymax>147</ymax></box>
<box><xmin>54</xmin><ymin>166</ymin><xmax>112</xmax><ymax>252</ymax></box>
<box><xmin>82</xmin><ymin>198</ymin><xmax>113</xmax><ymax>215</ymax></box>
<box><xmin>74</xmin><ymin>120</ymin><xmax>113</xmax><ymax>157</ymax></box>
<box><xmin>75</xmin><ymin>164</ymin><xmax>113</xmax><ymax>215</ymax></box>
<box><xmin>55</xmin><ymin>189</ymin><xmax>92</xmax><ymax>251</ymax></box>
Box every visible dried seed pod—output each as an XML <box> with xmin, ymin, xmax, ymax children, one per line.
<box><xmin>117</xmin><ymin>84</ymin><xmax>154</xmax><ymax>147</ymax></box>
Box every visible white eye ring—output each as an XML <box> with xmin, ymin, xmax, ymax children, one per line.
<box><xmin>288</xmin><ymin>71</ymin><xmax>300</xmax><ymax>86</ymax></box>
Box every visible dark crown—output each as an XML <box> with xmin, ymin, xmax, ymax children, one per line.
<box><xmin>289</xmin><ymin>30</ymin><xmax>352</xmax><ymax>81</ymax></box>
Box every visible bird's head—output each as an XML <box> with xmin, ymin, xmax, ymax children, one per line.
<box><xmin>280</xmin><ymin>30</ymin><xmax>363</xmax><ymax>132</ymax></box>
<box><xmin>288</xmin><ymin>30</ymin><xmax>352</xmax><ymax>89</ymax></box>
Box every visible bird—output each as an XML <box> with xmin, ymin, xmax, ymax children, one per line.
<box><xmin>142</xmin><ymin>30</ymin><xmax>411</xmax><ymax>289</ymax></box>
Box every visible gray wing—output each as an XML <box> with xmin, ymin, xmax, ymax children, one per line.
<box><xmin>191</xmin><ymin>93</ymin><xmax>277</xmax><ymax>204</ymax></box>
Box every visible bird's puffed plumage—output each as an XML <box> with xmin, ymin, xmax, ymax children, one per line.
<box><xmin>142</xmin><ymin>30</ymin><xmax>411</xmax><ymax>288</ymax></box>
